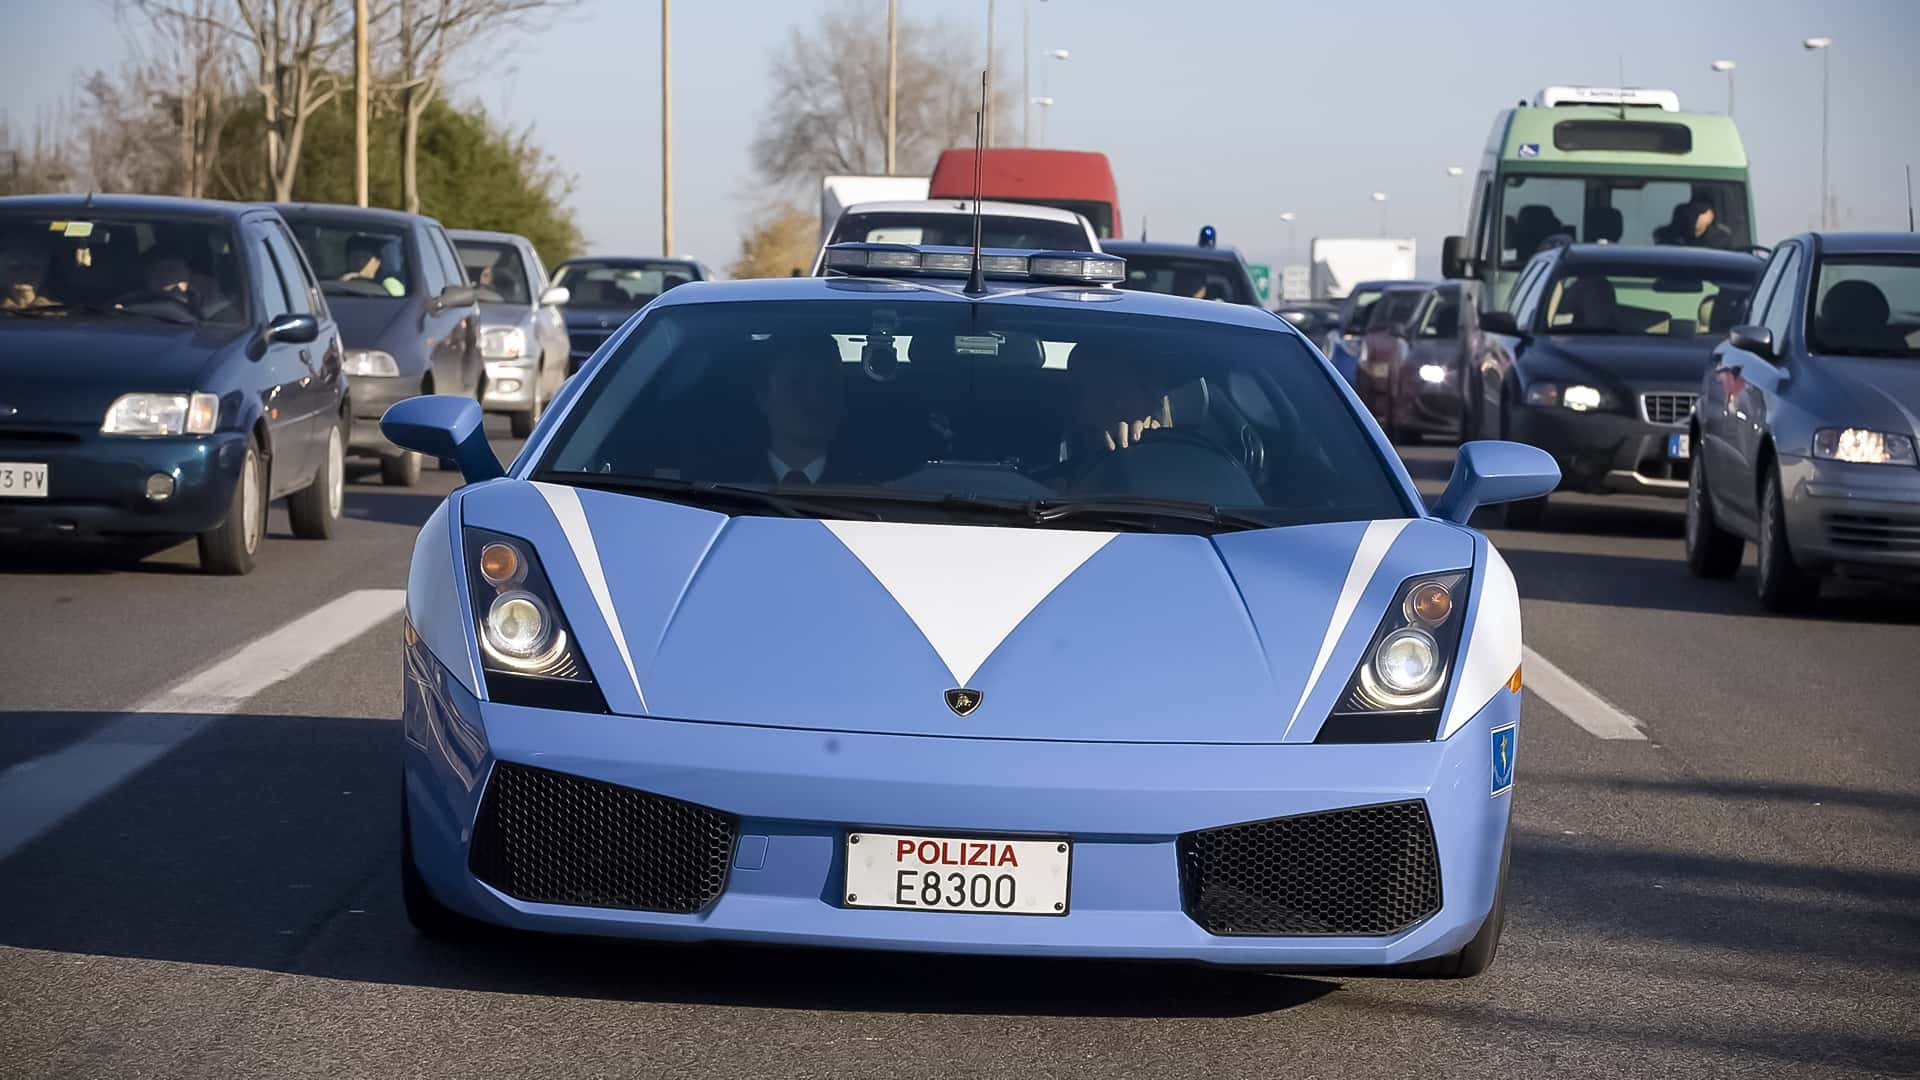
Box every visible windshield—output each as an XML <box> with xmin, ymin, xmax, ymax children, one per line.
<box><xmin>0</xmin><ymin>213</ymin><xmax>245</xmax><ymax>324</ymax></box>
<box><xmin>288</xmin><ymin>220</ymin><xmax>412</xmax><ymax>299</ymax></box>
<box><xmin>456</xmin><ymin>240</ymin><xmax>531</xmax><ymax>305</ymax></box>
<box><xmin>976</xmin><ymin>197</ymin><xmax>1113</xmax><ymax>239</ymax></box>
<box><xmin>1342</xmin><ymin>288</ymin><xmax>1385</xmax><ymax>332</ymax></box>
<box><xmin>829</xmin><ymin>212</ymin><xmax>1090</xmax><ymax>252</ymax></box>
<box><xmin>1810</xmin><ymin>256</ymin><xmax>1920</xmax><ymax>359</ymax></box>
<box><xmin>1499</xmin><ymin>175</ymin><xmax>1751</xmax><ymax>268</ymax></box>
<box><xmin>553</xmin><ymin>261</ymin><xmax>697</xmax><ymax>309</ymax></box>
<box><xmin>1117</xmin><ymin>253</ymin><xmax>1254</xmax><ymax>304</ymax></box>
<box><xmin>1539</xmin><ymin>261</ymin><xmax>1759</xmax><ymax>336</ymax></box>
<box><xmin>1366</xmin><ymin>290</ymin><xmax>1427</xmax><ymax>331</ymax></box>
<box><xmin>536</xmin><ymin>298</ymin><xmax>1409</xmax><ymax>532</ymax></box>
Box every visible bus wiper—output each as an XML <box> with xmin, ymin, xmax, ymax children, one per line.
<box><xmin>535</xmin><ymin>472</ymin><xmax>882</xmax><ymax>520</ymax></box>
<box><xmin>1027</xmin><ymin>496</ymin><xmax>1273</xmax><ymax>531</ymax></box>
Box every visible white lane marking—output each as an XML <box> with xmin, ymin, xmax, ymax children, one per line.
<box><xmin>533</xmin><ymin>481</ymin><xmax>646</xmax><ymax>712</ymax></box>
<box><xmin>1521</xmin><ymin>645</ymin><xmax>1648</xmax><ymax>740</ymax></box>
<box><xmin>1285</xmin><ymin>519</ymin><xmax>1409</xmax><ymax>736</ymax></box>
<box><xmin>0</xmin><ymin>588</ymin><xmax>405</xmax><ymax>862</ymax></box>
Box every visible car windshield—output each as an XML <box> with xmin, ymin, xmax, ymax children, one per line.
<box><xmin>1539</xmin><ymin>262</ymin><xmax>1759</xmax><ymax>336</ymax></box>
<box><xmin>1366</xmin><ymin>290</ymin><xmax>1427</xmax><ymax>331</ymax></box>
<box><xmin>288</xmin><ymin>220</ymin><xmax>412</xmax><ymax>299</ymax></box>
<box><xmin>534</xmin><ymin>297</ymin><xmax>1411</xmax><ymax>533</ymax></box>
<box><xmin>829</xmin><ymin>212</ymin><xmax>1089</xmax><ymax>252</ymax></box>
<box><xmin>456</xmin><ymin>240</ymin><xmax>532</xmax><ymax>305</ymax></box>
<box><xmin>553</xmin><ymin>261</ymin><xmax>696</xmax><ymax>309</ymax></box>
<box><xmin>1117</xmin><ymin>253</ymin><xmax>1253</xmax><ymax>304</ymax></box>
<box><xmin>1342</xmin><ymin>288</ymin><xmax>1385</xmax><ymax>332</ymax></box>
<box><xmin>1810</xmin><ymin>255</ymin><xmax>1920</xmax><ymax>358</ymax></box>
<box><xmin>1498</xmin><ymin>175</ymin><xmax>1752</xmax><ymax>268</ymax></box>
<box><xmin>976</xmin><ymin>197</ymin><xmax>1113</xmax><ymax>239</ymax></box>
<box><xmin>0</xmin><ymin>213</ymin><xmax>245</xmax><ymax>324</ymax></box>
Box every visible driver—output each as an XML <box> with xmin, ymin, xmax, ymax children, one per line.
<box><xmin>341</xmin><ymin>235</ymin><xmax>406</xmax><ymax>297</ymax></box>
<box><xmin>140</xmin><ymin>253</ymin><xmax>227</xmax><ymax>316</ymax></box>
<box><xmin>1065</xmin><ymin>347</ymin><xmax>1173</xmax><ymax>455</ymax></box>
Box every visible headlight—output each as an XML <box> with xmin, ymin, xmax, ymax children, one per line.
<box><xmin>343</xmin><ymin>349</ymin><xmax>399</xmax><ymax>377</ymax></box>
<box><xmin>464</xmin><ymin>527</ymin><xmax>606</xmax><ymax>712</ymax></box>
<box><xmin>101</xmin><ymin>392</ymin><xmax>219</xmax><ymax>435</ymax></box>
<box><xmin>1524</xmin><ymin>382</ymin><xmax>1607</xmax><ymax>411</ymax></box>
<box><xmin>1318</xmin><ymin>572</ymin><xmax>1469</xmax><ymax>743</ymax></box>
<box><xmin>1418</xmin><ymin>363</ymin><xmax>1448</xmax><ymax>384</ymax></box>
<box><xmin>1812</xmin><ymin>427</ymin><xmax>1917</xmax><ymax>466</ymax></box>
<box><xmin>480</xmin><ymin>326</ymin><xmax>527</xmax><ymax>359</ymax></box>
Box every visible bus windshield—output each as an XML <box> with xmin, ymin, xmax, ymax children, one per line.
<box><xmin>1499</xmin><ymin>175</ymin><xmax>1750</xmax><ymax>268</ymax></box>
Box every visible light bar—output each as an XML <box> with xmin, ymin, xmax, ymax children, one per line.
<box><xmin>821</xmin><ymin>243</ymin><xmax>1125</xmax><ymax>287</ymax></box>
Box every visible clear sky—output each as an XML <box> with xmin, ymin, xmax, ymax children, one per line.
<box><xmin>3</xmin><ymin>0</ymin><xmax>1916</xmax><ymax>277</ymax></box>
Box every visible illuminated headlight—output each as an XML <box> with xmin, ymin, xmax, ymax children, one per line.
<box><xmin>480</xmin><ymin>326</ymin><xmax>527</xmax><ymax>359</ymax></box>
<box><xmin>1321</xmin><ymin>572</ymin><xmax>1469</xmax><ymax>739</ymax></box>
<box><xmin>1372</xmin><ymin>628</ymin><xmax>1441</xmax><ymax>696</ymax></box>
<box><xmin>1813</xmin><ymin>427</ymin><xmax>1917</xmax><ymax>466</ymax></box>
<box><xmin>464</xmin><ymin>528</ymin><xmax>600</xmax><ymax>706</ymax></box>
<box><xmin>1418</xmin><ymin>363</ymin><xmax>1448</xmax><ymax>384</ymax></box>
<box><xmin>483</xmin><ymin>591</ymin><xmax>563</xmax><ymax>664</ymax></box>
<box><xmin>343</xmin><ymin>349</ymin><xmax>399</xmax><ymax>377</ymax></box>
<box><xmin>1525</xmin><ymin>382</ymin><xmax>1606</xmax><ymax>411</ymax></box>
<box><xmin>101</xmin><ymin>392</ymin><xmax>219</xmax><ymax>435</ymax></box>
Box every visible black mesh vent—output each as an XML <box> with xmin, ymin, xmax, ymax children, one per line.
<box><xmin>1178</xmin><ymin>800</ymin><xmax>1442</xmax><ymax>936</ymax></box>
<box><xmin>469</xmin><ymin>763</ymin><xmax>736</xmax><ymax>913</ymax></box>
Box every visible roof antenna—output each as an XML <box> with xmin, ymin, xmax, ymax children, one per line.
<box><xmin>965</xmin><ymin>70</ymin><xmax>988</xmax><ymax>296</ymax></box>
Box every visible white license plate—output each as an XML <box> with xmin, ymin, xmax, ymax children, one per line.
<box><xmin>0</xmin><ymin>462</ymin><xmax>48</xmax><ymax>498</ymax></box>
<box><xmin>1668</xmin><ymin>433</ymin><xmax>1691</xmax><ymax>460</ymax></box>
<box><xmin>844</xmin><ymin>831</ymin><xmax>1071</xmax><ymax>915</ymax></box>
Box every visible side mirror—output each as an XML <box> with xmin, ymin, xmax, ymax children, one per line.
<box><xmin>1441</xmin><ymin>235</ymin><xmax>1471</xmax><ymax>280</ymax></box>
<box><xmin>262</xmin><ymin>312</ymin><xmax>320</xmax><ymax>345</ymax></box>
<box><xmin>1433</xmin><ymin>440</ymin><xmax>1561</xmax><ymax>524</ymax></box>
<box><xmin>1479</xmin><ymin>310</ymin><xmax>1522</xmax><ymax>337</ymax></box>
<box><xmin>432</xmin><ymin>284</ymin><xmax>477</xmax><ymax>311</ymax></box>
<box><xmin>1728</xmin><ymin>324</ymin><xmax>1774</xmax><ymax>359</ymax></box>
<box><xmin>379</xmin><ymin>395</ymin><xmax>504</xmax><ymax>483</ymax></box>
<box><xmin>538</xmin><ymin>284</ymin><xmax>571</xmax><ymax>307</ymax></box>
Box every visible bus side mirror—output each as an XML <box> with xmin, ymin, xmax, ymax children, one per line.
<box><xmin>1441</xmin><ymin>235</ymin><xmax>1471</xmax><ymax>280</ymax></box>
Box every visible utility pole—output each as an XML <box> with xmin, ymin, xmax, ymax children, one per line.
<box><xmin>661</xmin><ymin>0</ymin><xmax>674</xmax><ymax>255</ymax></box>
<box><xmin>885</xmin><ymin>0</ymin><xmax>898</xmax><ymax>175</ymax></box>
<box><xmin>1804</xmin><ymin>37</ymin><xmax>1832</xmax><ymax>228</ymax></box>
<box><xmin>984</xmin><ymin>0</ymin><xmax>994</xmax><ymax>148</ymax></box>
<box><xmin>353</xmin><ymin>0</ymin><xmax>369</xmax><ymax>206</ymax></box>
<box><xmin>1022</xmin><ymin>0</ymin><xmax>1030</xmax><ymax>145</ymax></box>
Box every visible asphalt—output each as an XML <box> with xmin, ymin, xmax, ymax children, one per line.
<box><xmin>2</xmin><ymin>426</ymin><xmax>1916</xmax><ymax>1080</ymax></box>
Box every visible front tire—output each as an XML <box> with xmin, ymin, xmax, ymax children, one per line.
<box><xmin>288</xmin><ymin>420</ymin><xmax>344</xmax><ymax>540</ymax></box>
<box><xmin>1400</xmin><ymin>834</ymin><xmax>1508</xmax><ymax>978</ymax></box>
<box><xmin>1756</xmin><ymin>468</ymin><xmax>1821</xmax><ymax>612</ymax></box>
<box><xmin>198</xmin><ymin>436</ymin><xmax>264</xmax><ymax>575</ymax></box>
<box><xmin>1684</xmin><ymin>443</ymin><xmax>1742</xmax><ymax>578</ymax></box>
<box><xmin>400</xmin><ymin>787</ymin><xmax>485</xmax><ymax>941</ymax></box>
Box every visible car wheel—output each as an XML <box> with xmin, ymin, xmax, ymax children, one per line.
<box><xmin>510</xmin><ymin>361</ymin><xmax>543</xmax><ymax>439</ymax></box>
<box><xmin>287</xmin><ymin>419</ymin><xmax>345</xmax><ymax>540</ymax></box>
<box><xmin>1398</xmin><ymin>833</ymin><xmax>1508</xmax><ymax>978</ymax></box>
<box><xmin>400</xmin><ymin>786</ymin><xmax>487</xmax><ymax>941</ymax></box>
<box><xmin>198</xmin><ymin>436</ymin><xmax>264</xmax><ymax>575</ymax></box>
<box><xmin>1756</xmin><ymin>467</ymin><xmax>1821</xmax><ymax>612</ymax></box>
<box><xmin>380</xmin><ymin>449</ymin><xmax>423</xmax><ymax>487</ymax></box>
<box><xmin>1684</xmin><ymin>445</ymin><xmax>1742</xmax><ymax>579</ymax></box>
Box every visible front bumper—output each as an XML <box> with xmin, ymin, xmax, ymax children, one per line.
<box><xmin>1394</xmin><ymin>367</ymin><xmax>1467</xmax><ymax>438</ymax></box>
<box><xmin>481</xmin><ymin>359</ymin><xmax>536</xmax><ymax>410</ymax></box>
<box><xmin>402</xmin><ymin>641</ymin><xmax>1516</xmax><ymax>967</ymax></box>
<box><xmin>1509</xmin><ymin>404</ymin><xmax>1690</xmax><ymax>497</ymax></box>
<box><xmin>348</xmin><ymin>374</ymin><xmax>423</xmax><ymax>455</ymax></box>
<box><xmin>0</xmin><ymin>429</ymin><xmax>245</xmax><ymax>538</ymax></box>
<box><xmin>1779</xmin><ymin>452</ymin><xmax>1920</xmax><ymax>576</ymax></box>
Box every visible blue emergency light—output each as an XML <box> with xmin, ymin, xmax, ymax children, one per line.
<box><xmin>1198</xmin><ymin>225</ymin><xmax>1217</xmax><ymax>248</ymax></box>
<box><xmin>822</xmin><ymin>243</ymin><xmax>1126</xmax><ymax>286</ymax></box>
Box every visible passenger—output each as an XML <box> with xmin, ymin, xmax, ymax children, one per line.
<box><xmin>1654</xmin><ymin>200</ymin><xmax>1733</xmax><ymax>249</ymax></box>
<box><xmin>1563</xmin><ymin>276</ymin><xmax>1619</xmax><ymax>332</ymax></box>
<box><xmin>0</xmin><ymin>244</ymin><xmax>56</xmax><ymax>309</ymax></box>
<box><xmin>340</xmin><ymin>235</ymin><xmax>406</xmax><ymax>296</ymax></box>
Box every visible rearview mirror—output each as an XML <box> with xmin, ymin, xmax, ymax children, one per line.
<box><xmin>379</xmin><ymin>395</ymin><xmax>504</xmax><ymax>483</ymax></box>
<box><xmin>538</xmin><ymin>284</ymin><xmax>571</xmax><ymax>307</ymax></box>
<box><xmin>1441</xmin><ymin>235</ymin><xmax>1470</xmax><ymax>280</ymax></box>
<box><xmin>262</xmin><ymin>312</ymin><xmax>319</xmax><ymax>345</ymax></box>
<box><xmin>1479</xmin><ymin>310</ymin><xmax>1522</xmax><ymax>337</ymax></box>
<box><xmin>1728</xmin><ymin>324</ymin><xmax>1774</xmax><ymax>358</ymax></box>
<box><xmin>1433</xmin><ymin>440</ymin><xmax>1561</xmax><ymax>524</ymax></box>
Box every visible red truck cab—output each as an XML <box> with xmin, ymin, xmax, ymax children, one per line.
<box><xmin>927</xmin><ymin>149</ymin><xmax>1121</xmax><ymax>239</ymax></box>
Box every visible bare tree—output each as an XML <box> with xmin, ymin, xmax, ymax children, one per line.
<box><xmin>751</xmin><ymin>2</ymin><xmax>1011</xmax><ymax>190</ymax></box>
<box><xmin>113</xmin><ymin>0</ymin><xmax>238</xmax><ymax>197</ymax></box>
<box><xmin>229</xmin><ymin>0</ymin><xmax>351</xmax><ymax>201</ymax></box>
<box><xmin>0</xmin><ymin>114</ymin><xmax>83</xmax><ymax>196</ymax></box>
<box><xmin>379</xmin><ymin>0</ymin><xmax>574</xmax><ymax>213</ymax></box>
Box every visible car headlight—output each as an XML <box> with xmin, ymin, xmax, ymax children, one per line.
<box><xmin>465</xmin><ymin>528</ymin><xmax>606</xmax><ymax>712</ymax></box>
<box><xmin>100</xmin><ymin>392</ymin><xmax>219</xmax><ymax>435</ymax></box>
<box><xmin>1524</xmin><ymin>382</ymin><xmax>1607</xmax><ymax>412</ymax></box>
<box><xmin>1418</xmin><ymin>363</ymin><xmax>1448</xmax><ymax>384</ymax></box>
<box><xmin>1812</xmin><ymin>427</ymin><xmax>1918</xmax><ymax>466</ymax></box>
<box><xmin>480</xmin><ymin>326</ymin><xmax>527</xmax><ymax>359</ymax></box>
<box><xmin>1317</xmin><ymin>572</ymin><xmax>1469</xmax><ymax>743</ymax></box>
<box><xmin>343</xmin><ymin>349</ymin><xmax>400</xmax><ymax>377</ymax></box>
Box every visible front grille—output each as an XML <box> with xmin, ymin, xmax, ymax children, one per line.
<box><xmin>1640</xmin><ymin>392</ymin><xmax>1697</xmax><ymax>426</ymax></box>
<box><xmin>469</xmin><ymin>762</ymin><xmax>737</xmax><ymax>913</ymax></box>
<box><xmin>0</xmin><ymin>427</ymin><xmax>83</xmax><ymax>445</ymax></box>
<box><xmin>1178</xmin><ymin>800</ymin><xmax>1442</xmax><ymax>936</ymax></box>
<box><xmin>1825</xmin><ymin>511</ymin><xmax>1920</xmax><ymax>552</ymax></box>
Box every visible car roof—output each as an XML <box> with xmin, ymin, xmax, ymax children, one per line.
<box><xmin>1102</xmin><ymin>240</ymin><xmax>1244</xmax><ymax>259</ymax></box>
<box><xmin>557</xmin><ymin>255</ymin><xmax>698</xmax><ymax>268</ymax></box>
<box><xmin>1347</xmin><ymin>279</ymin><xmax>1433</xmax><ymax>293</ymax></box>
<box><xmin>1554</xmin><ymin>243</ymin><xmax>1761</xmax><ymax>270</ymax></box>
<box><xmin>840</xmin><ymin>199</ymin><xmax>1089</xmax><ymax>224</ymax></box>
<box><xmin>1806</xmin><ymin>231</ymin><xmax>1920</xmax><ymax>255</ymax></box>
<box><xmin>0</xmin><ymin>192</ymin><xmax>258</xmax><ymax>221</ymax></box>
<box><xmin>274</xmin><ymin>202</ymin><xmax>436</xmax><ymax>227</ymax></box>
<box><xmin>643</xmin><ymin>275</ymin><xmax>1291</xmax><ymax>332</ymax></box>
<box><xmin>447</xmin><ymin>228</ymin><xmax>527</xmax><ymax>245</ymax></box>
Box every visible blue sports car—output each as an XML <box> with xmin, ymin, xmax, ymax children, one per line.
<box><xmin>384</xmin><ymin>242</ymin><xmax>1558</xmax><ymax>976</ymax></box>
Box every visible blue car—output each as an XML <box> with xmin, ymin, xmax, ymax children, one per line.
<box><xmin>384</xmin><ymin>242</ymin><xmax>1557</xmax><ymax>976</ymax></box>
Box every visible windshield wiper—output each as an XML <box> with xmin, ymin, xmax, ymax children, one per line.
<box><xmin>17</xmin><ymin>301</ymin><xmax>196</xmax><ymax>325</ymax></box>
<box><xmin>1028</xmin><ymin>496</ymin><xmax>1273</xmax><ymax>532</ymax></box>
<box><xmin>534</xmin><ymin>472</ymin><xmax>890</xmax><ymax>520</ymax></box>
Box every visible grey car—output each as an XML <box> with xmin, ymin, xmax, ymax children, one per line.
<box><xmin>450</xmin><ymin>229</ymin><xmax>571</xmax><ymax>437</ymax></box>
<box><xmin>279</xmin><ymin>204</ymin><xmax>481</xmax><ymax>486</ymax></box>
<box><xmin>1687</xmin><ymin>231</ymin><xmax>1920</xmax><ymax>610</ymax></box>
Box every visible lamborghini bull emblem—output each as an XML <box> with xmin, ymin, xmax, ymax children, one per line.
<box><xmin>944</xmin><ymin>688</ymin><xmax>982</xmax><ymax>717</ymax></box>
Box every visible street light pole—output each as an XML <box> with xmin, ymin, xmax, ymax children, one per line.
<box><xmin>1710</xmin><ymin>59</ymin><xmax>1735</xmax><ymax>118</ymax></box>
<box><xmin>353</xmin><ymin>0</ymin><xmax>368</xmax><ymax>207</ymax></box>
<box><xmin>886</xmin><ymin>0</ymin><xmax>897</xmax><ymax>174</ymax></box>
<box><xmin>1038</xmin><ymin>48</ymin><xmax>1067</xmax><ymax>147</ymax></box>
<box><xmin>1446</xmin><ymin>165</ymin><xmax>1465</xmax><ymax>226</ymax></box>
<box><xmin>984</xmin><ymin>0</ymin><xmax>994</xmax><ymax>148</ymax></box>
<box><xmin>1372</xmin><ymin>192</ymin><xmax>1388</xmax><ymax>237</ymax></box>
<box><xmin>1804</xmin><ymin>37</ymin><xmax>1832</xmax><ymax>228</ymax></box>
<box><xmin>661</xmin><ymin>0</ymin><xmax>673</xmax><ymax>256</ymax></box>
<box><xmin>1279</xmin><ymin>211</ymin><xmax>1296</xmax><ymax>260</ymax></box>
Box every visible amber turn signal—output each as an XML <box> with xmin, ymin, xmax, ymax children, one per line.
<box><xmin>1506</xmin><ymin>666</ymin><xmax>1523</xmax><ymax>693</ymax></box>
<box><xmin>1405</xmin><ymin>581</ymin><xmax>1453</xmax><ymax>625</ymax></box>
<box><xmin>478</xmin><ymin>542</ymin><xmax>521</xmax><ymax>587</ymax></box>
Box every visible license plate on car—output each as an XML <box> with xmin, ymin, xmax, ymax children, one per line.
<box><xmin>0</xmin><ymin>462</ymin><xmax>48</xmax><ymax>498</ymax></box>
<box><xmin>844</xmin><ymin>832</ymin><xmax>1071</xmax><ymax>915</ymax></box>
<box><xmin>1668</xmin><ymin>433</ymin><xmax>1691</xmax><ymax>460</ymax></box>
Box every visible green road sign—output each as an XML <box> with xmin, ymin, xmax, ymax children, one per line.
<box><xmin>1248</xmin><ymin>263</ymin><xmax>1272</xmax><ymax>304</ymax></box>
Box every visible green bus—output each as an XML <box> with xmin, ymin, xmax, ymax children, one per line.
<box><xmin>1442</xmin><ymin>86</ymin><xmax>1756</xmax><ymax>305</ymax></box>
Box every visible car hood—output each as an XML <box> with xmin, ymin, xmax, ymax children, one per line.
<box><xmin>1525</xmin><ymin>335</ymin><xmax>1720</xmax><ymax>387</ymax></box>
<box><xmin>1805</xmin><ymin>353</ymin><xmax>1920</xmax><ymax>433</ymax></box>
<box><xmin>475</xmin><ymin>301</ymin><xmax>536</xmax><ymax>330</ymax></box>
<box><xmin>435</xmin><ymin>480</ymin><xmax>1515</xmax><ymax>745</ymax></box>
<box><xmin>0</xmin><ymin>319</ymin><xmax>245</xmax><ymax>425</ymax></box>
<box><xmin>327</xmin><ymin>295</ymin><xmax>412</xmax><ymax>348</ymax></box>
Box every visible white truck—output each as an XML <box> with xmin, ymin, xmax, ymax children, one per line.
<box><xmin>1309</xmin><ymin>237</ymin><xmax>1417</xmax><ymax>299</ymax></box>
<box><xmin>820</xmin><ymin>175</ymin><xmax>930</xmax><ymax>243</ymax></box>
